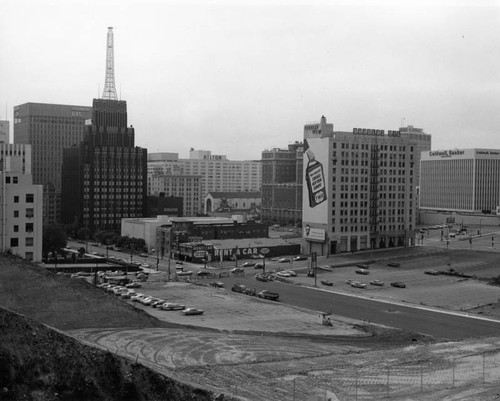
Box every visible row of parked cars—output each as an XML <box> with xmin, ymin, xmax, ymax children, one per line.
<box><xmin>96</xmin><ymin>283</ymin><xmax>204</xmax><ymax>315</ymax></box>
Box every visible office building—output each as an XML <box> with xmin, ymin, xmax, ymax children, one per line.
<box><xmin>261</xmin><ymin>142</ymin><xmax>303</xmax><ymax>225</ymax></box>
<box><xmin>0</xmin><ymin>143</ymin><xmax>43</xmax><ymax>261</ymax></box>
<box><xmin>420</xmin><ymin>148</ymin><xmax>500</xmax><ymax>213</ymax></box>
<box><xmin>13</xmin><ymin>103</ymin><xmax>92</xmax><ymax>224</ymax></box>
<box><xmin>0</xmin><ymin>121</ymin><xmax>9</xmax><ymax>144</ymax></box>
<box><xmin>148</xmin><ymin>174</ymin><xmax>202</xmax><ymax>216</ymax></box>
<box><xmin>61</xmin><ymin>99</ymin><xmax>147</xmax><ymax>232</ymax></box>
<box><xmin>399</xmin><ymin>125</ymin><xmax>431</xmax><ymax>188</ymax></box>
<box><xmin>148</xmin><ymin>150</ymin><xmax>261</xmax><ymax>197</ymax></box>
<box><xmin>302</xmin><ymin>116</ymin><xmax>418</xmax><ymax>256</ymax></box>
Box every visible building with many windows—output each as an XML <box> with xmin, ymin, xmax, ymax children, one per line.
<box><xmin>148</xmin><ymin>174</ymin><xmax>202</xmax><ymax>216</ymax></box>
<box><xmin>0</xmin><ymin>121</ymin><xmax>9</xmax><ymax>144</ymax></box>
<box><xmin>420</xmin><ymin>148</ymin><xmax>500</xmax><ymax>213</ymax></box>
<box><xmin>261</xmin><ymin>142</ymin><xmax>303</xmax><ymax>225</ymax></box>
<box><xmin>302</xmin><ymin>116</ymin><xmax>418</xmax><ymax>256</ymax></box>
<box><xmin>0</xmin><ymin>143</ymin><xmax>42</xmax><ymax>261</ymax></box>
<box><xmin>13</xmin><ymin>103</ymin><xmax>92</xmax><ymax>225</ymax></box>
<box><xmin>61</xmin><ymin>99</ymin><xmax>147</xmax><ymax>232</ymax></box>
<box><xmin>148</xmin><ymin>150</ymin><xmax>261</xmax><ymax>200</ymax></box>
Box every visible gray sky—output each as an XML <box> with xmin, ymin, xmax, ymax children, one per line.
<box><xmin>1</xmin><ymin>0</ymin><xmax>499</xmax><ymax>160</ymax></box>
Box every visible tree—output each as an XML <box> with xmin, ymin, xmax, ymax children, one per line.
<box><xmin>76</xmin><ymin>227</ymin><xmax>91</xmax><ymax>241</ymax></box>
<box><xmin>43</xmin><ymin>224</ymin><xmax>67</xmax><ymax>259</ymax></box>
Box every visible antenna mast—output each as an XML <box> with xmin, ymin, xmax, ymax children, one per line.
<box><xmin>102</xmin><ymin>27</ymin><xmax>118</xmax><ymax>100</ymax></box>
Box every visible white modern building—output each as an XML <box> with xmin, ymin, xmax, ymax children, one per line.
<box><xmin>302</xmin><ymin>116</ymin><xmax>418</xmax><ymax>256</ymax></box>
<box><xmin>148</xmin><ymin>149</ymin><xmax>262</xmax><ymax>197</ymax></box>
<box><xmin>420</xmin><ymin>148</ymin><xmax>500</xmax><ymax>213</ymax></box>
<box><xmin>0</xmin><ymin>143</ymin><xmax>43</xmax><ymax>261</ymax></box>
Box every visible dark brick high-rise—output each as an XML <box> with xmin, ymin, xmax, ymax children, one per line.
<box><xmin>61</xmin><ymin>99</ymin><xmax>147</xmax><ymax>232</ymax></box>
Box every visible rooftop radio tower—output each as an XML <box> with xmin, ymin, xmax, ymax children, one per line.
<box><xmin>102</xmin><ymin>27</ymin><xmax>118</xmax><ymax>100</ymax></box>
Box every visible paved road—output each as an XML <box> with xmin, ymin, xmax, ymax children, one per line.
<box><xmin>215</xmin><ymin>274</ymin><xmax>500</xmax><ymax>340</ymax></box>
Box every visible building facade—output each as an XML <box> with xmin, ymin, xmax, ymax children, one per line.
<box><xmin>0</xmin><ymin>121</ymin><xmax>9</xmax><ymax>144</ymax></box>
<box><xmin>420</xmin><ymin>148</ymin><xmax>500</xmax><ymax>213</ymax></box>
<box><xmin>61</xmin><ymin>99</ymin><xmax>147</xmax><ymax>232</ymax></box>
<box><xmin>261</xmin><ymin>142</ymin><xmax>303</xmax><ymax>225</ymax></box>
<box><xmin>0</xmin><ymin>144</ymin><xmax>43</xmax><ymax>261</ymax></box>
<box><xmin>148</xmin><ymin>150</ymin><xmax>262</xmax><ymax>199</ymax></box>
<box><xmin>13</xmin><ymin>103</ymin><xmax>92</xmax><ymax>225</ymax></box>
<box><xmin>302</xmin><ymin>116</ymin><xmax>417</xmax><ymax>256</ymax></box>
<box><xmin>204</xmin><ymin>191</ymin><xmax>261</xmax><ymax>215</ymax></box>
<box><xmin>148</xmin><ymin>174</ymin><xmax>202</xmax><ymax>217</ymax></box>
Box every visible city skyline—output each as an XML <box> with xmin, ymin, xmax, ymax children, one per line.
<box><xmin>2</xmin><ymin>0</ymin><xmax>499</xmax><ymax>160</ymax></box>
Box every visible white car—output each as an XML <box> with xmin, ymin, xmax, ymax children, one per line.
<box><xmin>161</xmin><ymin>303</ymin><xmax>186</xmax><ymax>311</ymax></box>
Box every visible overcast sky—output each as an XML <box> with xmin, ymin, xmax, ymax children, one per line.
<box><xmin>1</xmin><ymin>0</ymin><xmax>499</xmax><ymax>160</ymax></box>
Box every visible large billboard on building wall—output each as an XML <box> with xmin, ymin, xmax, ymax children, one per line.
<box><xmin>302</xmin><ymin>137</ymin><xmax>329</xmax><ymax>225</ymax></box>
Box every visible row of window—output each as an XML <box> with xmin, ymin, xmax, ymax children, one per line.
<box><xmin>14</xmin><ymin>194</ymin><xmax>34</xmax><ymax>203</ymax></box>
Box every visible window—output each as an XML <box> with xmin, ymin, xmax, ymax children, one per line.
<box><xmin>5</xmin><ymin>177</ymin><xmax>10</xmax><ymax>184</ymax></box>
<box><xmin>25</xmin><ymin>237</ymin><xmax>34</xmax><ymax>246</ymax></box>
<box><xmin>13</xmin><ymin>176</ymin><xmax>18</xmax><ymax>184</ymax></box>
<box><xmin>26</xmin><ymin>208</ymin><xmax>34</xmax><ymax>218</ymax></box>
<box><xmin>14</xmin><ymin>196</ymin><xmax>19</xmax><ymax>203</ymax></box>
<box><xmin>25</xmin><ymin>223</ymin><xmax>33</xmax><ymax>232</ymax></box>
<box><xmin>10</xmin><ymin>238</ymin><xmax>18</xmax><ymax>247</ymax></box>
<box><xmin>26</xmin><ymin>194</ymin><xmax>34</xmax><ymax>203</ymax></box>
<box><xmin>13</xmin><ymin>210</ymin><xmax>19</xmax><ymax>218</ymax></box>
<box><xmin>13</xmin><ymin>225</ymin><xmax>18</xmax><ymax>232</ymax></box>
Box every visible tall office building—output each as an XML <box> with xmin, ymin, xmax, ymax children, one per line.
<box><xmin>399</xmin><ymin>125</ymin><xmax>431</xmax><ymax>188</ymax></box>
<box><xmin>302</xmin><ymin>116</ymin><xmax>418</xmax><ymax>256</ymax></box>
<box><xmin>0</xmin><ymin>143</ymin><xmax>43</xmax><ymax>261</ymax></box>
<box><xmin>148</xmin><ymin>150</ymin><xmax>261</xmax><ymax>196</ymax></box>
<box><xmin>61</xmin><ymin>99</ymin><xmax>147</xmax><ymax>232</ymax></box>
<box><xmin>13</xmin><ymin>103</ymin><xmax>92</xmax><ymax>224</ymax></box>
<box><xmin>261</xmin><ymin>142</ymin><xmax>303</xmax><ymax>225</ymax></box>
<box><xmin>0</xmin><ymin>121</ymin><xmax>9</xmax><ymax>144</ymax></box>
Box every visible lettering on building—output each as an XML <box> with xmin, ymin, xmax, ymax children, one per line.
<box><xmin>429</xmin><ymin>150</ymin><xmax>465</xmax><ymax>157</ymax></box>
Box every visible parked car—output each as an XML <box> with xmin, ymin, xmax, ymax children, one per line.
<box><xmin>277</xmin><ymin>271</ymin><xmax>291</xmax><ymax>277</ymax></box>
<box><xmin>197</xmin><ymin>270</ymin><xmax>212</xmax><ymax>277</ymax></box>
<box><xmin>120</xmin><ymin>290</ymin><xmax>136</xmax><ymax>299</ymax></box>
<box><xmin>346</xmin><ymin>279</ymin><xmax>354</xmax><ymax>285</ymax></box>
<box><xmin>278</xmin><ymin>258</ymin><xmax>291</xmax><ymax>263</ymax></box>
<box><xmin>387</xmin><ymin>262</ymin><xmax>400</xmax><ymax>268</ymax></box>
<box><xmin>425</xmin><ymin>269</ymin><xmax>439</xmax><ymax>275</ymax></box>
<box><xmin>350</xmin><ymin>281</ymin><xmax>367</xmax><ymax>289</ymax></box>
<box><xmin>126</xmin><ymin>282</ymin><xmax>141</xmax><ymax>288</ymax></box>
<box><xmin>242</xmin><ymin>262</ymin><xmax>256</xmax><ymax>267</ymax></box>
<box><xmin>255</xmin><ymin>273</ymin><xmax>268</xmax><ymax>282</ymax></box>
<box><xmin>391</xmin><ymin>281</ymin><xmax>406</xmax><ymax>288</ymax></box>
<box><xmin>320</xmin><ymin>279</ymin><xmax>333</xmax><ymax>286</ymax></box>
<box><xmin>257</xmin><ymin>290</ymin><xmax>280</xmax><ymax>301</ymax></box>
<box><xmin>209</xmin><ymin>281</ymin><xmax>224</xmax><ymax>288</ymax></box>
<box><xmin>177</xmin><ymin>270</ymin><xmax>193</xmax><ymax>276</ymax></box>
<box><xmin>161</xmin><ymin>303</ymin><xmax>186</xmax><ymax>311</ymax></box>
<box><xmin>293</xmin><ymin>255</ymin><xmax>308</xmax><ymax>261</ymax></box>
<box><xmin>231</xmin><ymin>267</ymin><xmax>244</xmax><ymax>274</ymax></box>
<box><xmin>254</xmin><ymin>263</ymin><xmax>264</xmax><ymax>269</ymax></box>
<box><xmin>130</xmin><ymin>293</ymin><xmax>146</xmax><ymax>302</ymax></box>
<box><xmin>182</xmin><ymin>307</ymin><xmax>204</xmax><ymax>315</ymax></box>
<box><xmin>369</xmin><ymin>279</ymin><xmax>384</xmax><ymax>286</ymax></box>
<box><xmin>355</xmin><ymin>268</ymin><xmax>370</xmax><ymax>275</ymax></box>
<box><xmin>151</xmin><ymin>299</ymin><xmax>166</xmax><ymax>308</ymax></box>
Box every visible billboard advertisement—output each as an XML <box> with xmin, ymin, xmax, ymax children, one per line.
<box><xmin>302</xmin><ymin>137</ymin><xmax>329</xmax><ymax>225</ymax></box>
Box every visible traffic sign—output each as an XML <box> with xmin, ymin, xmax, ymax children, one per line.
<box><xmin>260</xmin><ymin>247</ymin><xmax>270</xmax><ymax>255</ymax></box>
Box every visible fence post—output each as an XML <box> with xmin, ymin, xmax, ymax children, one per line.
<box><xmin>386</xmin><ymin>367</ymin><xmax>390</xmax><ymax>396</ymax></box>
<box><xmin>482</xmin><ymin>354</ymin><xmax>485</xmax><ymax>384</ymax></box>
<box><xmin>452</xmin><ymin>359</ymin><xmax>455</xmax><ymax>388</ymax></box>
<box><xmin>420</xmin><ymin>365</ymin><xmax>423</xmax><ymax>392</ymax></box>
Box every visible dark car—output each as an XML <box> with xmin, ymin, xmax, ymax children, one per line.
<box><xmin>293</xmin><ymin>255</ymin><xmax>308</xmax><ymax>261</ymax></box>
<box><xmin>242</xmin><ymin>262</ymin><xmax>256</xmax><ymax>267</ymax></box>
<box><xmin>391</xmin><ymin>281</ymin><xmax>406</xmax><ymax>288</ymax></box>
<box><xmin>387</xmin><ymin>262</ymin><xmax>400</xmax><ymax>268</ymax></box>
<box><xmin>355</xmin><ymin>268</ymin><xmax>370</xmax><ymax>275</ymax></box>
<box><xmin>254</xmin><ymin>263</ymin><xmax>264</xmax><ymax>269</ymax></box>
<box><xmin>197</xmin><ymin>270</ymin><xmax>212</xmax><ymax>277</ymax></box>
<box><xmin>255</xmin><ymin>273</ymin><xmax>268</xmax><ymax>282</ymax></box>
<box><xmin>320</xmin><ymin>279</ymin><xmax>333</xmax><ymax>286</ymax></box>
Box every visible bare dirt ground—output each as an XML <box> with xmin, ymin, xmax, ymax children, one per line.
<box><xmin>2</xmin><ymin>248</ymin><xmax>500</xmax><ymax>400</ymax></box>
